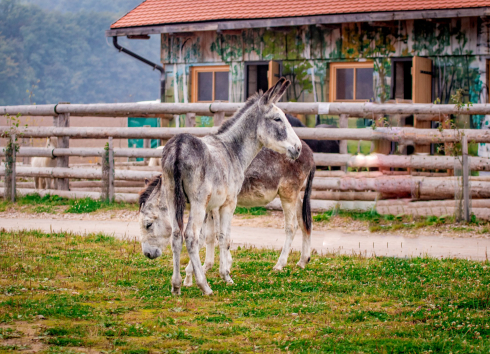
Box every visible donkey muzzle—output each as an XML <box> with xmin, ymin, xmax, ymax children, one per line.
<box><xmin>287</xmin><ymin>144</ymin><xmax>301</xmax><ymax>160</ymax></box>
<box><xmin>142</xmin><ymin>243</ymin><xmax>162</xmax><ymax>259</ymax></box>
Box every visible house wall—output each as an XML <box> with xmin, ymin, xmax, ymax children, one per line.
<box><xmin>161</xmin><ymin>17</ymin><xmax>490</xmax><ymax>128</ymax></box>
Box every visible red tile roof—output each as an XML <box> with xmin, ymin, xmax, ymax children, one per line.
<box><xmin>111</xmin><ymin>0</ymin><xmax>490</xmax><ymax>29</ymax></box>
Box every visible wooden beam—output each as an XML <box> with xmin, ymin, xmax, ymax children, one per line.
<box><xmin>4</xmin><ymin>126</ymin><xmax>490</xmax><ymax>144</ymax></box>
<box><xmin>5</xmin><ymin>102</ymin><xmax>490</xmax><ymax>117</ymax></box>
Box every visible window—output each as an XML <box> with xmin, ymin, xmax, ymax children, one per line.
<box><xmin>191</xmin><ymin>66</ymin><xmax>229</xmax><ymax>102</ymax></box>
<box><xmin>329</xmin><ymin>62</ymin><xmax>374</xmax><ymax>102</ymax></box>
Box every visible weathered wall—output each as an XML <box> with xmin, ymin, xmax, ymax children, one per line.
<box><xmin>161</xmin><ymin>17</ymin><xmax>489</xmax><ymax>126</ymax></box>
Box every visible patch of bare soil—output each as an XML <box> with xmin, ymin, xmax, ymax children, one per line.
<box><xmin>0</xmin><ymin>206</ymin><xmax>488</xmax><ymax>239</ymax></box>
<box><xmin>0</xmin><ymin>322</ymin><xmax>46</xmax><ymax>353</ymax></box>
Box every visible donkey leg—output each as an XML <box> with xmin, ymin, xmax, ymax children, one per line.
<box><xmin>185</xmin><ymin>204</ymin><xmax>213</xmax><ymax>295</ymax></box>
<box><xmin>170</xmin><ymin>227</ymin><xmax>183</xmax><ymax>295</ymax></box>
<box><xmin>273</xmin><ymin>197</ymin><xmax>298</xmax><ymax>271</ymax></box>
<box><xmin>218</xmin><ymin>204</ymin><xmax>235</xmax><ymax>284</ymax></box>
<box><xmin>184</xmin><ymin>261</ymin><xmax>194</xmax><ymax>287</ymax></box>
<box><xmin>35</xmin><ymin>177</ymin><xmax>40</xmax><ymax>190</ymax></box>
<box><xmin>203</xmin><ymin>209</ymin><xmax>218</xmax><ymax>273</ymax></box>
<box><xmin>296</xmin><ymin>196</ymin><xmax>311</xmax><ymax>269</ymax></box>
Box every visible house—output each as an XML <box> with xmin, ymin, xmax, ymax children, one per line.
<box><xmin>106</xmin><ymin>0</ymin><xmax>490</xmax><ymax>155</ymax></box>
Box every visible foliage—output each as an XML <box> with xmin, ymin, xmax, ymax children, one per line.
<box><xmin>0</xmin><ymin>0</ymin><xmax>160</xmax><ymax>105</ymax></box>
<box><xmin>0</xmin><ymin>229</ymin><xmax>489</xmax><ymax>353</ymax></box>
<box><xmin>313</xmin><ymin>209</ymin><xmax>489</xmax><ymax>233</ymax></box>
<box><xmin>5</xmin><ymin>193</ymin><xmax>137</xmax><ymax>213</ymax></box>
<box><xmin>234</xmin><ymin>206</ymin><xmax>268</xmax><ymax>216</ymax></box>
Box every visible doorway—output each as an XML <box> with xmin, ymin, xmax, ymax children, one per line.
<box><xmin>244</xmin><ymin>61</ymin><xmax>281</xmax><ymax>99</ymax></box>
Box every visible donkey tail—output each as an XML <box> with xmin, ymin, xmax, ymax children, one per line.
<box><xmin>302</xmin><ymin>168</ymin><xmax>315</xmax><ymax>235</ymax></box>
<box><xmin>173</xmin><ymin>146</ymin><xmax>186</xmax><ymax>233</ymax></box>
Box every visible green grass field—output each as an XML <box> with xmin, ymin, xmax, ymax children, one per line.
<box><xmin>0</xmin><ymin>230</ymin><xmax>489</xmax><ymax>353</ymax></box>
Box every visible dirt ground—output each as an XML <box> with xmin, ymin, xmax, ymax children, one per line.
<box><xmin>0</xmin><ymin>204</ymin><xmax>489</xmax><ymax>239</ymax></box>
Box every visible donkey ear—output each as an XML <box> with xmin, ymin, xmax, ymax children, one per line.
<box><xmin>144</xmin><ymin>178</ymin><xmax>150</xmax><ymax>186</ymax></box>
<box><xmin>146</xmin><ymin>178</ymin><xmax>161</xmax><ymax>205</ymax></box>
<box><xmin>260</xmin><ymin>77</ymin><xmax>286</xmax><ymax>106</ymax></box>
<box><xmin>272</xmin><ymin>79</ymin><xmax>290</xmax><ymax>103</ymax></box>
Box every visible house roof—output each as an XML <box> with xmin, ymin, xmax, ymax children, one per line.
<box><xmin>111</xmin><ymin>0</ymin><xmax>490</xmax><ymax>29</ymax></box>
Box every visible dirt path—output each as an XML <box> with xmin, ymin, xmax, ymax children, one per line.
<box><xmin>2</xmin><ymin>217</ymin><xmax>489</xmax><ymax>261</ymax></box>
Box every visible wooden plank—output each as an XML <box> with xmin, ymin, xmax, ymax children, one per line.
<box><xmin>338</xmin><ymin>114</ymin><xmax>348</xmax><ymax>171</ymax></box>
<box><xmin>5</xmin><ymin>126</ymin><xmax>490</xmax><ymax>144</ymax></box>
<box><xmin>185</xmin><ymin>113</ymin><xmax>196</xmax><ymax>127</ymax></box>
<box><xmin>108</xmin><ymin>137</ymin><xmax>115</xmax><ymax>203</ymax></box>
<box><xmin>412</xmin><ymin>56</ymin><xmax>433</xmax><ymax>154</ymax></box>
<box><xmin>268</xmin><ymin>60</ymin><xmax>280</xmax><ymax>89</ymax></box>
<box><xmin>462</xmin><ymin>135</ymin><xmax>470</xmax><ymax>222</ymax></box>
<box><xmin>7</xmin><ymin>102</ymin><xmax>490</xmax><ymax>117</ymax></box>
<box><xmin>213</xmin><ymin>111</ymin><xmax>225</xmax><ymax>126</ymax></box>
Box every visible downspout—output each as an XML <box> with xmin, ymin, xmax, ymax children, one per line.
<box><xmin>112</xmin><ymin>36</ymin><xmax>165</xmax><ymax>103</ymax></box>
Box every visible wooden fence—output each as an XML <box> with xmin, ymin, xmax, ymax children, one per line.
<box><xmin>2</xmin><ymin>101</ymin><xmax>489</xmax><ymax>221</ymax></box>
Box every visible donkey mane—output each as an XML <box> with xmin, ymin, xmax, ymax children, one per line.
<box><xmin>138</xmin><ymin>175</ymin><xmax>162</xmax><ymax>209</ymax></box>
<box><xmin>216</xmin><ymin>92</ymin><xmax>261</xmax><ymax>134</ymax></box>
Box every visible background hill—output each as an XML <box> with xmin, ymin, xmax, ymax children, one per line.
<box><xmin>0</xmin><ymin>0</ymin><xmax>160</xmax><ymax>105</ymax></box>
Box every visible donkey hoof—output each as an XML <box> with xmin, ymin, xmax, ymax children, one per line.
<box><xmin>273</xmin><ymin>264</ymin><xmax>284</xmax><ymax>271</ymax></box>
<box><xmin>296</xmin><ymin>261</ymin><xmax>307</xmax><ymax>269</ymax></box>
<box><xmin>183</xmin><ymin>276</ymin><xmax>193</xmax><ymax>287</ymax></box>
<box><xmin>199</xmin><ymin>284</ymin><xmax>213</xmax><ymax>296</ymax></box>
<box><xmin>171</xmin><ymin>287</ymin><xmax>181</xmax><ymax>296</ymax></box>
<box><xmin>203</xmin><ymin>263</ymin><xmax>213</xmax><ymax>273</ymax></box>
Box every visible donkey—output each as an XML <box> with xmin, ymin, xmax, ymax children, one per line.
<box><xmin>139</xmin><ymin>78</ymin><xmax>301</xmax><ymax>295</ymax></box>
<box><xmin>181</xmin><ymin>140</ymin><xmax>315</xmax><ymax>287</ymax></box>
<box><xmin>139</xmin><ymin>141</ymin><xmax>315</xmax><ymax>288</ymax></box>
<box><xmin>31</xmin><ymin>137</ymin><xmax>58</xmax><ymax>190</ymax></box>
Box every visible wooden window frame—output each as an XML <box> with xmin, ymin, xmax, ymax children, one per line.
<box><xmin>191</xmin><ymin>65</ymin><xmax>230</xmax><ymax>103</ymax></box>
<box><xmin>329</xmin><ymin>62</ymin><xmax>374</xmax><ymax>102</ymax></box>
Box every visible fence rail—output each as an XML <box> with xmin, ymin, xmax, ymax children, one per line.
<box><xmin>2</xmin><ymin>102</ymin><xmax>490</xmax><ymax>117</ymax></box>
<box><xmin>2</xmin><ymin>148</ymin><xmax>490</xmax><ymax>170</ymax></box>
<box><xmin>1</xmin><ymin>101</ymin><xmax>487</xmax><ymax>221</ymax></box>
<box><xmin>2</xmin><ymin>126</ymin><xmax>490</xmax><ymax>144</ymax></box>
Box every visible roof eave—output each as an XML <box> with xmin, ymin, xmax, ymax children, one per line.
<box><xmin>106</xmin><ymin>7</ymin><xmax>490</xmax><ymax>37</ymax></box>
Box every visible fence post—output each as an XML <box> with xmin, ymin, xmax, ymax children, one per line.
<box><xmin>56</xmin><ymin>107</ymin><xmax>70</xmax><ymax>191</ymax></box>
<box><xmin>4</xmin><ymin>134</ymin><xmax>17</xmax><ymax>202</ymax></box>
<box><xmin>143</xmin><ymin>125</ymin><xmax>151</xmax><ymax>163</ymax></box>
<box><xmin>185</xmin><ymin>113</ymin><xmax>196</xmax><ymax>127</ymax></box>
<box><xmin>462</xmin><ymin>135</ymin><xmax>470</xmax><ymax>222</ymax></box>
<box><xmin>108</xmin><ymin>137</ymin><xmax>114</xmax><ymax>203</ymax></box>
<box><xmin>102</xmin><ymin>137</ymin><xmax>114</xmax><ymax>202</ymax></box>
<box><xmin>214</xmin><ymin>111</ymin><xmax>225</xmax><ymax>126</ymax></box>
<box><xmin>339</xmin><ymin>114</ymin><xmax>348</xmax><ymax>172</ymax></box>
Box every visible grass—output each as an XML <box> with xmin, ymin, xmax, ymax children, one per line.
<box><xmin>0</xmin><ymin>193</ymin><xmax>138</xmax><ymax>214</ymax></box>
<box><xmin>0</xmin><ymin>229</ymin><xmax>489</xmax><ymax>353</ymax></box>
<box><xmin>313</xmin><ymin>208</ymin><xmax>489</xmax><ymax>233</ymax></box>
<box><xmin>234</xmin><ymin>206</ymin><xmax>268</xmax><ymax>216</ymax></box>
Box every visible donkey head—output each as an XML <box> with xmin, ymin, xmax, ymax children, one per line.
<box><xmin>46</xmin><ymin>137</ymin><xmax>58</xmax><ymax>148</ymax></box>
<box><xmin>138</xmin><ymin>176</ymin><xmax>172</xmax><ymax>259</ymax></box>
<box><xmin>256</xmin><ymin>78</ymin><xmax>302</xmax><ymax>160</ymax></box>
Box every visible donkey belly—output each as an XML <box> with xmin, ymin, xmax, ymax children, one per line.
<box><xmin>237</xmin><ymin>187</ymin><xmax>278</xmax><ymax>208</ymax></box>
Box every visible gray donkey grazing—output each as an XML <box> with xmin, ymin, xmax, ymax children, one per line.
<box><xmin>139</xmin><ymin>78</ymin><xmax>301</xmax><ymax>295</ymax></box>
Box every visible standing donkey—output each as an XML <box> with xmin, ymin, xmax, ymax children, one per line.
<box><xmin>31</xmin><ymin>137</ymin><xmax>58</xmax><ymax>189</ymax></box>
<box><xmin>140</xmin><ymin>78</ymin><xmax>301</xmax><ymax>295</ymax></box>
<box><xmin>181</xmin><ymin>140</ymin><xmax>315</xmax><ymax>287</ymax></box>
<box><xmin>139</xmin><ymin>141</ymin><xmax>315</xmax><ymax>288</ymax></box>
